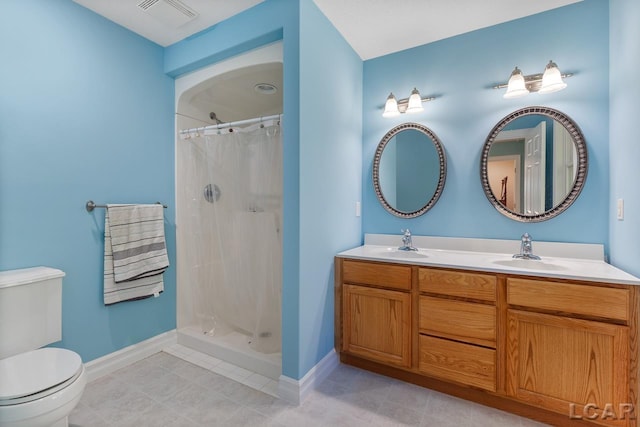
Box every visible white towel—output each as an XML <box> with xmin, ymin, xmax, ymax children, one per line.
<box><xmin>103</xmin><ymin>204</ymin><xmax>169</xmax><ymax>305</ymax></box>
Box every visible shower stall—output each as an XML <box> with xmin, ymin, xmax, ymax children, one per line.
<box><xmin>175</xmin><ymin>43</ymin><xmax>283</xmax><ymax>379</ymax></box>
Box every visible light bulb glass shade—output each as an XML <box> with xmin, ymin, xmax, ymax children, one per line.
<box><xmin>503</xmin><ymin>67</ymin><xmax>529</xmax><ymax>99</ymax></box>
<box><xmin>539</xmin><ymin>60</ymin><xmax>567</xmax><ymax>94</ymax></box>
<box><xmin>405</xmin><ymin>88</ymin><xmax>424</xmax><ymax>113</ymax></box>
<box><xmin>382</xmin><ymin>93</ymin><xmax>400</xmax><ymax>117</ymax></box>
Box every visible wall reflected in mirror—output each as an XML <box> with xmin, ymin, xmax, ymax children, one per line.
<box><xmin>379</xmin><ymin>129</ymin><xmax>440</xmax><ymax>212</ymax></box>
<box><xmin>373</xmin><ymin>123</ymin><xmax>446</xmax><ymax>218</ymax></box>
<box><xmin>480</xmin><ymin>107</ymin><xmax>587</xmax><ymax>222</ymax></box>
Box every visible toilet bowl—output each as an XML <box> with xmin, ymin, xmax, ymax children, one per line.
<box><xmin>0</xmin><ymin>348</ymin><xmax>86</xmax><ymax>427</ymax></box>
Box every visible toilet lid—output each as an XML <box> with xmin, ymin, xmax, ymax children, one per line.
<box><xmin>0</xmin><ymin>348</ymin><xmax>82</xmax><ymax>401</ymax></box>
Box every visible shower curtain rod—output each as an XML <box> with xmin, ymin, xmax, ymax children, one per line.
<box><xmin>179</xmin><ymin>114</ymin><xmax>281</xmax><ymax>138</ymax></box>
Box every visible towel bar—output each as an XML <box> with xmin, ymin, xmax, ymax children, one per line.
<box><xmin>86</xmin><ymin>200</ymin><xmax>168</xmax><ymax>212</ymax></box>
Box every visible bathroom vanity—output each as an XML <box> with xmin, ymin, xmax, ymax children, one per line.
<box><xmin>335</xmin><ymin>235</ymin><xmax>640</xmax><ymax>427</ymax></box>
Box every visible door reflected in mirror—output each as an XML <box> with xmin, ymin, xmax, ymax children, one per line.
<box><xmin>487</xmin><ymin>115</ymin><xmax>576</xmax><ymax>215</ymax></box>
<box><xmin>480</xmin><ymin>107</ymin><xmax>587</xmax><ymax>222</ymax></box>
<box><xmin>373</xmin><ymin>123</ymin><xmax>446</xmax><ymax>218</ymax></box>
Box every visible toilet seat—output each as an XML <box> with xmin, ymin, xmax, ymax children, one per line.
<box><xmin>0</xmin><ymin>348</ymin><xmax>83</xmax><ymax>406</ymax></box>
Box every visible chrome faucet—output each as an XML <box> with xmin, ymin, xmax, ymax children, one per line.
<box><xmin>513</xmin><ymin>232</ymin><xmax>541</xmax><ymax>260</ymax></box>
<box><xmin>398</xmin><ymin>229</ymin><xmax>418</xmax><ymax>251</ymax></box>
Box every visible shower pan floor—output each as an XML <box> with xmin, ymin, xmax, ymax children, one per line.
<box><xmin>177</xmin><ymin>326</ymin><xmax>281</xmax><ymax>380</ymax></box>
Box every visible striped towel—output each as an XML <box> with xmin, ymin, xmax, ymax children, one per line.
<box><xmin>103</xmin><ymin>204</ymin><xmax>169</xmax><ymax>305</ymax></box>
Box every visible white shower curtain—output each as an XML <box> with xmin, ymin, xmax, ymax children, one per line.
<box><xmin>178</xmin><ymin>122</ymin><xmax>282</xmax><ymax>353</ymax></box>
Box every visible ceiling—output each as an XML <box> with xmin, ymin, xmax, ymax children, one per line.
<box><xmin>72</xmin><ymin>0</ymin><xmax>265</xmax><ymax>47</ymax></box>
<box><xmin>179</xmin><ymin>62</ymin><xmax>283</xmax><ymax>124</ymax></box>
<box><xmin>314</xmin><ymin>0</ymin><xmax>582</xmax><ymax>60</ymax></box>
<box><xmin>73</xmin><ymin>0</ymin><xmax>582</xmax><ymax>60</ymax></box>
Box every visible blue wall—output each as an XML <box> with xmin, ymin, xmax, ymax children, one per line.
<box><xmin>4</xmin><ymin>0</ymin><xmax>635</xmax><ymax>384</ymax></box>
<box><xmin>166</xmin><ymin>0</ymin><xmax>362</xmax><ymax>379</ymax></box>
<box><xmin>299</xmin><ymin>0</ymin><xmax>362</xmax><ymax>377</ymax></box>
<box><xmin>0</xmin><ymin>0</ymin><xmax>359</xmax><ymax>380</ymax></box>
<box><xmin>362</xmin><ymin>0</ymin><xmax>610</xmax><ymax>250</ymax></box>
<box><xmin>166</xmin><ymin>0</ymin><xmax>303</xmax><ymax>379</ymax></box>
<box><xmin>0</xmin><ymin>0</ymin><xmax>176</xmax><ymax>362</ymax></box>
<box><xmin>609</xmin><ymin>0</ymin><xmax>640</xmax><ymax>276</ymax></box>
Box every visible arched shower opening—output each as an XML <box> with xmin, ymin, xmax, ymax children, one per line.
<box><xmin>174</xmin><ymin>42</ymin><xmax>283</xmax><ymax>380</ymax></box>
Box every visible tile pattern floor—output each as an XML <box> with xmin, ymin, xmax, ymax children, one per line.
<box><xmin>70</xmin><ymin>350</ymin><xmax>550</xmax><ymax>427</ymax></box>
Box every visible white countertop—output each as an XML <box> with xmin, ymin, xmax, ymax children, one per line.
<box><xmin>336</xmin><ymin>234</ymin><xmax>640</xmax><ymax>286</ymax></box>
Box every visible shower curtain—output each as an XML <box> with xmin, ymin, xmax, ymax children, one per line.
<box><xmin>178</xmin><ymin>122</ymin><xmax>282</xmax><ymax>354</ymax></box>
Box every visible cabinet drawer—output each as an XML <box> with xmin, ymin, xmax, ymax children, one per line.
<box><xmin>343</xmin><ymin>260</ymin><xmax>411</xmax><ymax>290</ymax></box>
<box><xmin>507</xmin><ymin>278</ymin><xmax>629</xmax><ymax>322</ymax></box>
<box><xmin>419</xmin><ymin>268</ymin><xmax>496</xmax><ymax>302</ymax></box>
<box><xmin>419</xmin><ymin>335</ymin><xmax>496</xmax><ymax>392</ymax></box>
<box><xmin>419</xmin><ymin>296</ymin><xmax>496</xmax><ymax>348</ymax></box>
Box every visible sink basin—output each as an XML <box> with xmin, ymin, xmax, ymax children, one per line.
<box><xmin>492</xmin><ymin>258</ymin><xmax>567</xmax><ymax>271</ymax></box>
<box><xmin>372</xmin><ymin>247</ymin><xmax>429</xmax><ymax>259</ymax></box>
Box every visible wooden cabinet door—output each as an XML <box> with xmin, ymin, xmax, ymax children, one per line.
<box><xmin>507</xmin><ymin>310</ymin><xmax>630</xmax><ymax>426</ymax></box>
<box><xmin>343</xmin><ymin>284</ymin><xmax>411</xmax><ymax>368</ymax></box>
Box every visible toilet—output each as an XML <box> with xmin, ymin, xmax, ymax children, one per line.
<box><xmin>0</xmin><ymin>267</ymin><xmax>86</xmax><ymax>427</ymax></box>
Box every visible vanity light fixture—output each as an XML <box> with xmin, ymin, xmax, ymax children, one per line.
<box><xmin>383</xmin><ymin>93</ymin><xmax>400</xmax><ymax>117</ymax></box>
<box><xmin>539</xmin><ymin>60</ymin><xmax>568</xmax><ymax>93</ymax></box>
<box><xmin>503</xmin><ymin>67</ymin><xmax>529</xmax><ymax>99</ymax></box>
<box><xmin>496</xmin><ymin>60</ymin><xmax>572</xmax><ymax>99</ymax></box>
<box><xmin>405</xmin><ymin>88</ymin><xmax>424</xmax><ymax>113</ymax></box>
<box><xmin>382</xmin><ymin>88</ymin><xmax>435</xmax><ymax>117</ymax></box>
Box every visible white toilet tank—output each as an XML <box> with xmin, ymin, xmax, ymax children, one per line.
<box><xmin>0</xmin><ymin>267</ymin><xmax>65</xmax><ymax>360</ymax></box>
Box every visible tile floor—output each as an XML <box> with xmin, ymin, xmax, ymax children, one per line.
<box><xmin>70</xmin><ymin>348</ymin><xmax>550</xmax><ymax>427</ymax></box>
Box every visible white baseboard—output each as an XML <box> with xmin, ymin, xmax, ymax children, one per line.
<box><xmin>278</xmin><ymin>348</ymin><xmax>338</xmax><ymax>405</ymax></box>
<box><xmin>84</xmin><ymin>330</ymin><xmax>177</xmax><ymax>382</ymax></box>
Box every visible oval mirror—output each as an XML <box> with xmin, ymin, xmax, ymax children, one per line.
<box><xmin>373</xmin><ymin>122</ymin><xmax>446</xmax><ymax>218</ymax></box>
<box><xmin>480</xmin><ymin>106</ymin><xmax>588</xmax><ymax>222</ymax></box>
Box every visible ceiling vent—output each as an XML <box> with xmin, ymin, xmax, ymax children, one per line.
<box><xmin>137</xmin><ymin>0</ymin><xmax>198</xmax><ymax>28</ymax></box>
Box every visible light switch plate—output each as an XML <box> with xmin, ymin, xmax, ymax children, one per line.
<box><xmin>617</xmin><ymin>198</ymin><xmax>624</xmax><ymax>220</ymax></box>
